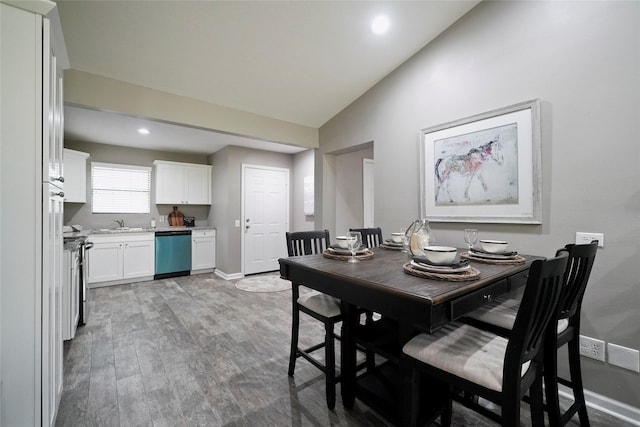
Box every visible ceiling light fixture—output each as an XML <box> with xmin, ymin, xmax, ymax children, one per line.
<box><xmin>371</xmin><ymin>15</ymin><xmax>390</xmax><ymax>35</ymax></box>
<box><xmin>138</xmin><ymin>128</ymin><xmax>150</xmax><ymax>135</ymax></box>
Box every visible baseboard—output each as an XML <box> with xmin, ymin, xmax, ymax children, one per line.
<box><xmin>214</xmin><ymin>269</ymin><xmax>243</xmax><ymax>281</ymax></box>
<box><xmin>190</xmin><ymin>268</ymin><xmax>214</xmax><ymax>275</ymax></box>
<box><xmin>559</xmin><ymin>384</ymin><xmax>640</xmax><ymax>425</ymax></box>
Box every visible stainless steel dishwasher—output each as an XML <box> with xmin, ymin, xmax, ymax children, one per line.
<box><xmin>154</xmin><ymin>230</ymin><xmax>192</xmax><ymax>279</ymax></box>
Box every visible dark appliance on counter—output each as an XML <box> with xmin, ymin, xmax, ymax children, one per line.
<box><xmin>183</xmin><ymin>216</ymin><xmax>195</xmax><ymax>227</ymax></box>
<box><xmin>154</xmin><ymin>230</ymin><xmax>192</xmax><ymax>279</ymax></box>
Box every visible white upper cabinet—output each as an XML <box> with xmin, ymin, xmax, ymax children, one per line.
<box><xmin>153</xmin><ymin>160</ymin><xmax>212</xmax><ymax>205</ymax></box>
<box><xmin>63</xmin><ymin>148</ymin><xmax>89</xmax><ymax>203</ymax></box>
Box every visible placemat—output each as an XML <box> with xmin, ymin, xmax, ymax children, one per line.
<box><xmin>460</xmin><ymin>251</ymin><xmax>526</xmax><ymax>265</ymax></box>
<box><xmin>380</xmin><ymin>243</ymin><xmax>404</xmax><ymax>250</ymax></box>
<box><xmin>323</xmin><ymin>249</ymin><xmax>375</xmax><ymax>261</ymax></box>
<box><xmin>403</xmin><ymin>262</ymin><xmax>480</xmax><ymax>281</ymax></box>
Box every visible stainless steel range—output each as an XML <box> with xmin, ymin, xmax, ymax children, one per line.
<box><xmin>63</xmin><ymin>236</ymin><xmax>92</xmax><ymax>328</ymax></box>
<box><xmin>78</xmin><ymin>239</ymin><xmax>92</xmax><ymax>326</ymax></box>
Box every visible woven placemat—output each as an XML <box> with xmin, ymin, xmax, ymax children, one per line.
<box><xmin>380</xmin><ymin>243</ymin><xmax>404</xmax><ymax>250</ymax></box>
<box><xmin>403</xmin><ymin>262</ymin><xmax>481</xmax><ymax>281</ymax></box>
<box><xmin>323</xmin><ymin>249</ymin><xmax>375</xmax><ymax>261</ymax></box>
<box><xmin>460</xmin><ymin>251</ymin><xmax>526</xmax><ymax>265</ymax></box>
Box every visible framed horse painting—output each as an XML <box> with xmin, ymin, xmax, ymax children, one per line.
<box><xmin>420</xmin><ymin>99</ymin><xmax>541</xmax><ymax>224</ymax></box>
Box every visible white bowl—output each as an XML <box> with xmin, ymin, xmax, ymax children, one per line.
<box><xmin>479</xmin><ymin>239</ymin><xmax>509</xmax><ymax>253</ymax></box>
<box><xmin>390</xmin><ymin>232</ymin><xmax>404</xmax><ymax>243</ymax></box>
<box><xmin>335</xmin><ymin>236</ymin><xmax>356</xmax><ymax>249</ymax></box>
<box><xmin>423</xmin><ymin>246</ymin><xmax>457</xmax><ymax>265</ymax></box>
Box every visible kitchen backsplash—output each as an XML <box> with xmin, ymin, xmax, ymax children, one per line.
<box><xmin>64</xmin><ymin>203</ymin><xmax>211</xmax><ymax>230</ymax></box>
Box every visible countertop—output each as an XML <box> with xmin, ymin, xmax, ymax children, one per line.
<box><xmin>63</xmin><ymin>226</ymin><xmax>215</xmax><ymax>240</ymax></box>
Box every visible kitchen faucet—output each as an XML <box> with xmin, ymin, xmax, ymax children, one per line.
<box><xmin>113</xmin><ymin>218</ymin><xmax>125</xmax><ymax>228</ymax></box>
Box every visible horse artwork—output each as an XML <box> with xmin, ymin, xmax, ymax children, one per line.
<box><xmin>434</xmin><ymin>124</ymin><xmax>519</xmax><ymax>206</ymax></box>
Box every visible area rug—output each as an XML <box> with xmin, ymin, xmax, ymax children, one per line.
<box><xmin>235</xmin><ymin>274</ymin><xmax>291</xmax><ymax>293</ymax></box>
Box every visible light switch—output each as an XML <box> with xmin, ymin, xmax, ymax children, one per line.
<box><xmin>234</xmin><ymin>219</ymin><xmax>240</xmax><ymax>227</ymax></box>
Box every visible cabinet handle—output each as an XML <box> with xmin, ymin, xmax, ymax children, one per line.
<box><xmin>52</xmin><ymin>191</ymin><xmax>64</xmax><ymax>198</ymax></box>
<box><xmin>55</xmin><ymin>176</ymin><xmax>65</xmax><ymax>183</ymax></box>
<box><xmin>483</xmin><ymin>294</ymin><xmax>493</xmax><ymax>302</ymax></box>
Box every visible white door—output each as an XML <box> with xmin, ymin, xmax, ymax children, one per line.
<box><xmin>243</xmin><ymin>165</ymin><xmax>289</xmax><ymax>275</ymax></box>
<box><xmin>363</xmin><ymin>158</ymin><xmax>375</xmax><ymax>228</ymax></box>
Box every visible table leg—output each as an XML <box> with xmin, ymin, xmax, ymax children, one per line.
<box><xmin>340</xmin><ymin>301</ymin><xmax>358</xmax><ymax>408</ymax></box>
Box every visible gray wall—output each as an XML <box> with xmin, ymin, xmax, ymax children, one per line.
<box><xmin>64</xmin><ymin>140</ymin><xmax>210</xmax><ymax>228</ymax></box>
<box><xmin>334</xmin><ymin>144</ymin><xmax>374</xmax><ymax>234</ymax></box>
<box><xmin>319</xmin><ymin>1</ymin><xmax>640</xmax><ymax>407</ymax></box>
<box><xmin>208</xmin><ymin>146</ymin><xmax>293</xmax><ymax>276</ymax></box>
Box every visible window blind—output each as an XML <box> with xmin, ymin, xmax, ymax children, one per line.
<box><xmin>91</xmin><ymin>162</ymin><xmax>151</xmax><ymax>214</ymax></box>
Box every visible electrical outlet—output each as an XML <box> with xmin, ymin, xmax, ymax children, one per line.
<box><xmin>159</xmin><ymin>215</ymin><xmax>165</xmax><ymax>223</ymax></box>
<box><xmin>579</xmin><ymin>335</ymin><xmax>605</xmax><ymax>361</ymax></box>
<box><xmin>607</xmin><ymin>343</ymin><xmax>640</xmax><ymax>372</ymax></box>
<box><xmin>575</xmin><ymin>232</ymin><xmax>604</xmax><ymax>247</ymax></box>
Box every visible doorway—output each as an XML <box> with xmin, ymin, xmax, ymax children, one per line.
<box><xmin>242</xmin><ymin>164</ymin><xmax>289</xmax><ymax>275</ymax></box>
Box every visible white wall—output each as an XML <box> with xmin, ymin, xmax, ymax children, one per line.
<box><xmin>291</xmin><ymin>149</ymin><xmax>315</xmax><ymax>231</ymax></box>
<box><xmin>319</xmin><ymin>1</ymin><xmax>640</xmax><ymax>408</ymax></box>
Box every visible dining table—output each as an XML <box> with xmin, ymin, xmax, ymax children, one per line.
<box><xmin>279</xmin><ymin>246</ymin><xmax>541</xmax><ymax>425</ymax></box>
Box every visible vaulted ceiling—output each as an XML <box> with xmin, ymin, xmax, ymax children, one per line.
<box><xmin>57</xmin><ymin>0</ymin><xmax>479</xmax><ymax>154</ymax></box>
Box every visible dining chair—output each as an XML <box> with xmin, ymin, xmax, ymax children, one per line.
<box><xmin>464</xmin><ymin>241</ymin><xmax>598</xmax><ymax>426</ymax></box>
<box><xmin>401</xmin><ymin>252</ymin><xmax>569</xmax><ymax>427</ymax></box>
<box><xmin>349</xmin><ymin>227</ymin><xmax>383</xmax><ymax>249</ymax></box>
<box><xmin>285</xmin><ymin>229</ymin><xmax>341</xmax><ymax>410</ymax></box>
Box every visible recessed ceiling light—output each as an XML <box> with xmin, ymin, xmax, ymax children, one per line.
<box><xmin>138</xmin><ymin>128</ymin><xmax>150</xmax><ymax>135</ymax></box>
<box><xmin>371</xmin><ymin>15</ymin><xmax>390</xmax><ymax>35</ymax></box>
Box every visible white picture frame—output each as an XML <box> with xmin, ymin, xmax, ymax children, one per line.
<box><xmin>420</xmin><ymin>99</ymin><xmax>542</xmax><ymax>224</ymax></box>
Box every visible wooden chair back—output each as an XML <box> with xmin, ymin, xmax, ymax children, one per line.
<box><xmin>505</xmin><ymin>252</ymin><xmax>568</xmax><ymax>379</ymax></box>
<box><xmin>349</xmin><ymin>227</ymin><xmax>383</xmax><ymax>248</ymax></box>
<box><xmin>286</xmin><ymin>230</ymin><xmax>330</xmax><ymax>256</ymax></box>
<box><xmin>555</xmin><ymin>241</ymin><xmax>598</xmax><ymax>324</ymax></box>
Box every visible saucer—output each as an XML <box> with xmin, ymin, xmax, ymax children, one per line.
<box><xmin>410</xmin><ymin>260</ymin><xmax>471</xmax><ymax>274</ymax></box>
<box><xmin>469</xmin><ymin>248</ymin><xmax>518</xmax><ymax>260</ymax></box>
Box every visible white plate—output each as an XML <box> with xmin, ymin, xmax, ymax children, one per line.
<box><xmin>410</xmin><ymin>260</ymin><xmax>471</xmax><ymax>273</ymax></box>
<box><xmin>384</xmin><ymin>239</ymin><xmax>404</xmax><ymax>247</ymax></box>
<box><xmin>469</xmin><ymin>250</ymin><xmax>518</xmax><ymax>260</ymax></box>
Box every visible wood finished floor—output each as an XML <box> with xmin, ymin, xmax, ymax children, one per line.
<box><xmin>56</xmin><ymin>272</ymin><xmax>632</xmax><ymax>426</ymax></box>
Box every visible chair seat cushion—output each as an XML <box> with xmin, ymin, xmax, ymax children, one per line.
<box><xmin>403</xmin><ymin>322</ymin><xmax>530</xmax><ymax>392</ymax></box>
<box><xmin>467</xmin><ymin>298</ymin><xmax>569</xmax><ymax>334</ymax></box>
<box><xmin>298</xmin><ymin>290</ymin><xmax>341</xmax><ymax>318</ymax></box>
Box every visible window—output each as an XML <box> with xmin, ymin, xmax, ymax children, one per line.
<box><xmin>91</xmin><ymin>162</ymin><xmax>151</xmax><ymax>213</ymax></box>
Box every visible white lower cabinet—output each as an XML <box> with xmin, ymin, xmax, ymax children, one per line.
<box><xmin>192</xmin><ymin>229</ymin><xmax>216</xmax><ymax>273</ymax></box>
<box><xmin>87</xmin><ymin>233</ymin><xmax>155</xmax><ymax>286</ymax></box>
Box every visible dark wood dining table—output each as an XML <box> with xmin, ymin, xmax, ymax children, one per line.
<box><xmin>279</xmin><ymin>247</ymin><xmax>540</xmax><ymax>424</ymax></box>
